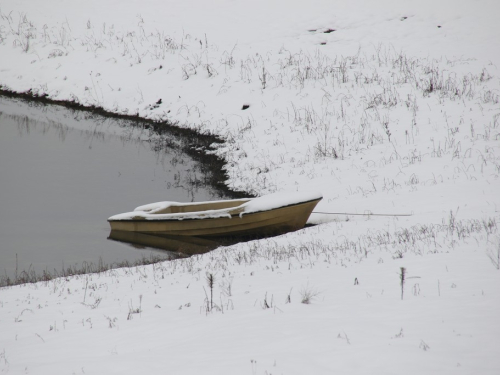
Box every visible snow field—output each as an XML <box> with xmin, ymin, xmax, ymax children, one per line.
<box><xmin>0</xmin><ymin>3</ymin><xmax>498</xmax><ymax>217</ymax></box>
<box><xmin>1</xmin><ymin>0</ymin><xmax>500</xmax><ymax>373</ymax></box>
<box><xmin>1</xmin><ymin>216</ymin><xmax>499</xmax><ymax>374</ymax></box>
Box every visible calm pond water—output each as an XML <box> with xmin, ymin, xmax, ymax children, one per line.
<box><xmin>0</xmin><ymin>96</ymin><xmax>228</xmax><ymax>281</ymax></box>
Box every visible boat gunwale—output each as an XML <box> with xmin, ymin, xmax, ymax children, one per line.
<box><xmin>108</xmin><ymin>197</ymin><xmax>322</xmax><ymax>223</ymax></box>
<box><xmin>134</xmin><ymin>198</ymin><xmax>251</xmax><ymax>212</ymax></box>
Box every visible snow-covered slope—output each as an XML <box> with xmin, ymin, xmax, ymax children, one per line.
<box><xmin>0</xmin><ymin>0</ymin><xmax>499</xmax><ymax>374</ymax></box>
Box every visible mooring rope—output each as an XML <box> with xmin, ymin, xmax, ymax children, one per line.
<box><xmin>312</xmin><ymin>211</ymin><xmax>412</xmax><ymax>217</ymax></box>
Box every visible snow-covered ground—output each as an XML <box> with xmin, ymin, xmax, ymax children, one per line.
<box><xmin>1</xmin><ymin>0</ymin><xmax>499</xmax><ymax>373</ymax></box>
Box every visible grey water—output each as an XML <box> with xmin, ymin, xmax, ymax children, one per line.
<box><xmin>0</xmin><ymin>96</ymin><xmax>226</xmax><ymax>281</ymax></box>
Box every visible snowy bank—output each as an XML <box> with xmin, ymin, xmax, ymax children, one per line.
<box><xmin>1</xmin><ymin>0</ymin><xmax>500</xmax><ymax>374</ymax></box>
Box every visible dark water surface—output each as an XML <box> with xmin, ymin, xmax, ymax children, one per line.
<box><xmin>0</xmin><ymin>97</ymin><xmax>227</xmax><ymax>280</ymax></box>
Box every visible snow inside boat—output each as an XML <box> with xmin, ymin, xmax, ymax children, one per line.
<box><xmin>108</xmin><ymin>191</ymin><xmax>322</xmax><ymax>237</ymax></box>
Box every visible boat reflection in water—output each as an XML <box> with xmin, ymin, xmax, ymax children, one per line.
<box><xmin>107</xmin><ymin>230</ymin><xmax>243</xmax><ymax>256</ymax></box>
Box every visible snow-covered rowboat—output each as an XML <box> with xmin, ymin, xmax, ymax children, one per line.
<box><xmin>108</xmin><ymin>191</ymin><xmax>322</xmax><ymax>237</ymax></box>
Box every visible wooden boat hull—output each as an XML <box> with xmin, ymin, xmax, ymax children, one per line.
<box><xmin>108</xmin><ymin>198</ymin><xmax>321</xmax><ymax>237</ymax></box>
